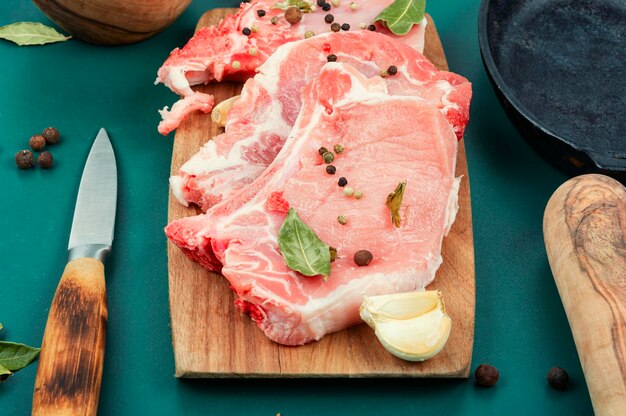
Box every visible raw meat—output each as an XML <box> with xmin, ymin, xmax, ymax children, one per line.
<box><xmin>170</xmin><ymin>30</ymin><xmax>471</xmax><ymax>211</ymax></box>
<box><xmin>166</xmin><ymin>63</ymin><xmax>461</xmax><ymax>345</ymax></box>
<box><xmin>156</xmin><ymin>0</ymin><xmax>428</xmax><ymax>134</ymax></box>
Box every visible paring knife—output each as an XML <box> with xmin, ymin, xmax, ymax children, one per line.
<box><xmin>32</xmin><ymin>128</ymin><xmax>117</xmax><ymax>416</ymax></box>
<box><xmin>544</xmin><ymin>174</ymin><xmax>626</xmax><ymax>416</ymax></box>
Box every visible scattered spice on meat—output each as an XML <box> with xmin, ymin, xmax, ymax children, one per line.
<box><xmin>232</xmin><ymin>60</ymin><xmax>241</xmax><ymax>69</ymax></box>
<box><xmin>329</xmin><ymin>247</ymin><xmax>337</xmax><ymax>262</ymax></box>
<box><xmin>304</xmin><ymin>31</ymin><xmax>315</xmax><ymax>39</ymax></box>
<box><xmin>331</xmin><ymin>0</ymin><xmax>340</xmax><ymax>6</ymax></box>
<box><xmin>354</xmin><ymin>250</ymin><xmax>373</xmax><ymax>266</ymax></box>
<box><xmin>331</xmin><ymin>22</ymin><xmax>341</xmax><ymax>32</ymax></box>
<box><xmin>242</xmin><ymin>27</ymin><xmax>252</xmax><ymax>36</ymax></box>
<box><xmin>257</xmin><ymin>9</ymin><xmax>266</xmax><ymax>17</ymax></box>
<box><xmin>322</xmin><ymin>151</ymin><xmax>334</xmax><ymax>163</ymax></box>
<box><xmin>316</xmin><ymin>0</ymin><xmax>325</xmax><ymax>6</ymax></box>
<box><xmin>338</xmin><ymin>177</ymin><xmax>347</xmax><ymax>187</ymax></box>
<box><xmin>322</xmin><ymin>3</ymin><xmax>331</xmax><ymax>11</ymax></box>
<box><xmin>333</xmin><ymin>144</ymin><xmax>344</xmax><ymax>154</ymax></box>
<box><xmin>350</xmin><ymin>2</ymin><xmax>358</xmax><ymax>10</ymax></box>
<box><xmin>323</xmin><ymin>43</ymin><xmax>331</xmax><ymax>52</ymax></box>
<box><xmin>37</xmin><ymin>151</ymin><xmax>53</xmax><ymax>169</ymax></box>
<box><xmin>325</xmin><ymin>165</ymin><xmax>336</xmax><ymax>175</ymax></box>
<box><xmin>547</xmin><ymin>367</ymin><xmax>569</xmax><ymax>390</ymax></box>
<box><xmin>318</xmin><ymin>146</ymin><xmax>329</xmax><ymax>155</ymax></box>
<box><xmin>248</xmin><ymin>47</ymin><xmax>258</xmax><ymax>56</ymax></box>
<box><xmin>271</xmin><ymin>16</ymin><xmax>280</xmax><ymax>24</ymax></box>
<box><xmin>327</xmin><ymin>54</ymin><xmax>337</xmax><ymax>62</ymax></box>
<box><xmin>15</xmin><ymin>150</ymin><xmax>34</xmax><ymax>169</ymax></box>
<box><xmin>42</xmin><ymin>127</ymin><xmax>59</xmax><ymax>144</ymax></box>
<box><xmin>341</xmin><ymin>23</ymin><xmax>350</xmax><ymax>31</ymax></box>
<box><xmin>343</xmin><ymin>186</ymin><xmax>354</xmax><ymax>197</ymax></box>
<box><xmin>475</xmin><ymin>364</ymin><xmax>499</xmax><ymax>387</ymax></box>
<box><xmin>367</xmin><ymin>24</ymin><xmax>376</xmax><ymax>31</ymax></box>
<box><xmin>324</xmin><ymin>14</ymin><xmax>334</xmax><ymax>24</ymax></box>
<box><xmin>359</xmin><ymin>22</ymin><xmax>366</xmax><ymax>29</ymax></box>
<box><xmin>354</xmin><ymin>190</ymin><xmax>363</xmax><ymax>199</ymax></box>
<box><xmin>337</xmin><ymin>215</ymin><xmax>347</xmax><ymax>225</ymax></box>
<box><xmin>387</xmin><ymin>65</ymin><xmax>398</xmax><ymax>76</ymax></box>
<box><xmin>380</xmin><ymin>69</ymin><xmax>389</xmax><ymax>77</ymax></box>
<box><xmin>29</xmin><ymin>135</ymin><xmax>46</xmax><ymax>151</ymax></box>
<box><xmin>285</xmin><ymin>7</ymin><xmax>303</xmax><ymax>24</ymax></box>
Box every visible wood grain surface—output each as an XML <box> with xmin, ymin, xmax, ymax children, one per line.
<box><xmin>544</xmin><ymin>174</ymin><xmax>626</xmax><ymax>415</ymax></box>
<box><xmin>32</xmin><ymin>258</ymin><xmax>107</xmax><ymax>416</ymax></box>
<box><xmin>167</xmin><ymin>9</ymin><xmax>475</xmax><ymax>377</ymax></box>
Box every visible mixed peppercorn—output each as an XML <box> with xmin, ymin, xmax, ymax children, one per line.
<box><xmin>15</xmin><ymin>127</ymin><xmax>59</xmax><ymax>170</ymax></box>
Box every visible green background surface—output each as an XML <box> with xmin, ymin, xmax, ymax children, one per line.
<box><xmin>0</xmin><ymin>1</ymin><xmax>593</xmax><ymax>414</ymax></box>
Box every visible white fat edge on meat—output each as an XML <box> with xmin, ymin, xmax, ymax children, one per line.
<box><xmin>169</xmin><ymin>176</ymin><xmax>189</xmax><ymax>207</ymax></box>
<box><xmin>443</xmin><ymin>176</ymin><xmax>462</xmax><ymax>236</ymax></box>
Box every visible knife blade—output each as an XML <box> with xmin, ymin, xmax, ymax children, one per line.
<box><xmin>32</xmin><ymin>128</ymin><xmax>117</xmax><ymax>416</ymax></box>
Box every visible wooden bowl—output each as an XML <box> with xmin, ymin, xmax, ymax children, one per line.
<box><xmin>32</xmin><ymin>0</ymin><xmax>192</xmax><ymax>45</ymax></box>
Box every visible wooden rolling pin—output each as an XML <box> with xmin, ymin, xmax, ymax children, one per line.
<box><xmin>544</xmin><ymin>174</ymin><xmax>626</xmax><ymax>416</ymax></box>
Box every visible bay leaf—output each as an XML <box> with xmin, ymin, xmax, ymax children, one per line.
<box><xmin>0</xmin><ymin>341</ymin><xmax>40</xmax><ymax>371</ymax></box>
<box><xmin>0</xmin><ymin>364</ymin><xmax>11</xmax><ymax>382</ymax></box>
<box><xmin>374</xmin><ymin>0</ymin><xmax>426</xmax><ymax>36</ymax></box>
<box><xmin>0</xmin><ymin>22</ymin><xmax>70</xmax><ymax>46</ymax></box>
<box><xmin>386</xmin><ymin>181</ymin><xmax>406</xmax><ymax>228</ymax></box>
<box><xmin>278</xmin><ymin>208</ymin><xmax>331</xmax><ymax>277</ymax></box>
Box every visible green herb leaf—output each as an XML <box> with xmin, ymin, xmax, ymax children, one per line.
<box><xmin>273</xmin><ymin>0</ymin><xmax>312</xmax><ymax>12</ymax></box>
<box><xmin>374</xmin><ymin>0</ymin><xmax>426</xmax><ymax>36</ymax></box>
<box><xmin>386</xmin><ymin>181</ymin><xmax>406</xmax><ymax>227</ymax></box>
<box><xmin>0</xmin><ymin>22</ymin><xmax>70</xmax><ymax>46</ymax></box>
<box><xmin>0</xmin><ymin>364</ymin><xmax>11</xmax><ymax>382</ymax></box>
<box><xmin>0</xmin><ymin>341</ymin><xmax>40</xmax><ymax>371</ymax></box>
<box><xmin>278</xmin><ymin>208</ymin><xmax>331</xmax><ymax>277</ymax></box>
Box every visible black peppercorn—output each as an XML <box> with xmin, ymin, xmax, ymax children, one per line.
<box><xmin>354</xmin><ymin>250</ymin><xmax>373</xmax><ymax>266</ymax></box>
<box><xmin>42</xmin><ymin>127</ymin><xmax>60</xmax><ymax>144</ymax></box>
<box><xmin>316</xmin><ymin>0</ymin><xmax>325</xmax><ymax>6</ymax></box>
<box><xmin>326</xmin><ymin>165</ymin><xmax>336</xmax><ymax>175</ymax></box>
<box><xmin>318</xmin><ymin>146</ymin><xmax>329</xmax><ymax>155</ymax></box>
<box><xmin>37</xmin><ymin>151</ymin><xmax>54</xmax><ymax>169</ymax></box>
<box><xmin>547</xmin><ymin>367</ymin><xmax>569</xmax><ymax>390</ymax></box>
<box><xmin>330</xmin><ymin>22</ymin><xmax>341</xmax><ymax>32</ymax></box>
<box><xmin>341</xmin><ymin>23</ymin><xmax>350</xmax><ymax>31</ymax></box>
<box><xmin>15</xmin><ymin>150</ymin><xmax>34</xmax><ymax>169</ymax></box>
<box><xmin>475</xmin><ymin>364</ymin><xmax>499</xmax><ymax>387</ymax></box>
<box><xmin>388</xmin><ymin>65</ymin><xmax>398</xmax><ymax>75</ymax></box>
<box><xmin>322</xmin><ymin>3</ymin><xmax>331</xmax><ymax>11</ymax></box>
<box><xmin>324</xmin><ymin>14</ymin><xmax>334</xmax><ymax>24</ymax></box>
<box><xmin>327</xmin><ymin>54</ymin><xmax>337</xmax><ymax>62</ymax></box>
<box><xmin>257</xmin><ymin>9</ymin><xmax>266</xmax><ymax>17</ymax></box>
<box><xmin>285</xmin><ymin>7</ymin><xmax>303</xmax><ymax>24</ymax></box>
<box><xmin>338</xmin><ymin>177</ymin><xmax>347</xmax><ymax>187</ymax></box>
<box><xmin>242</xmin><ymin>27</ymin><xmax>251</xmax><ymax>36</ymax></box>
<box><xmin>367</xmin><ymin>24</ymin><xmax>376</xmax><ymax>31</ymax></box>
<box><xmin>29</xmin><ymin>134</ymin><xmax>46</xmax><ymax>151</ymax></box>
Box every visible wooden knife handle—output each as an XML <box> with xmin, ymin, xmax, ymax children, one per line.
<box><xmin>543</xmin><ymin>174</ymin><xmax>626</xmax><ymax>416</ymax></box>
<box><xmin>32</xmin><ymin>257</ymin><xmax>107</xmax><ymax>416</ymax></box>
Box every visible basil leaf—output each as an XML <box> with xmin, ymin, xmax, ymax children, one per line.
<box><xmin>278</xmin><ymin>208</ymin><xmax>331</xmax><ymax>277</ymax></box>
<box><xmin>0</xmin><ymin>341</ymin><xmax>40</xmax><ymax>371</ymax></box>
<box><xmin>386</xmin><ymin>181</ymin><xmax>406</xmax><ymax>228</ymax></box>
<box><xmin>374</xmin><ymin>0</ymin><xmax>426</xmax><ymax>36</ymax></box>
<box><xmin>0</xmin><ymin>22</ymin><xmax>70</xmax><ymax>46</ymax></box>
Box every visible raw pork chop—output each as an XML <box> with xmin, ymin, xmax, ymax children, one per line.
<box><xmin>156</xmin><ymin>0</ymin><xmax>428</xmax><ymax>134</ymax></box>
<box><xmin>166</xmin><ymin>63</ymin><xmax>460</xmax><ymax>345</ymax></box>
<box><xmin>170</xmin><ymin>30</ymin><xmax>471</xmax><ymax>211</ymax></box>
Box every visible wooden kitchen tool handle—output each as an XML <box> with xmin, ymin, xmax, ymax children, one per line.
<box><xmin>544</xmin><ymin>174</ymin><xmax>626</xmax><ymax>416</ymax></box>
<box><xmin>32</xmin><ymin>257</ymin><xmax>107</xmax><ymax>416</ymax></box>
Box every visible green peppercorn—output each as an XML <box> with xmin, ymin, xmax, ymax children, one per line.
<box><xmin>285</xmin><ymin>7</ymin><xmax>303</xmax><ymax>24</ymax></box>
<box><xmin>326</xmin><ymin>165</ymin><xmax>336</xmax><ymax>175</ymax></box>
<box><xmin>42</xmin><ymin>127</ymin><xmax>60</xmax><ymax>144</ymax></box>
<box><xmin>475</xmin><ymin>364</ymin><xmax>499</xmax><ymax>387</ymax></box>
<box><xmin>354</xmin><ymin>190</ymin><xmax>363</xmax><ymax>199</ymax></box>
<box><xmin>338</xmin><ymin>177</ymin><xmax>347</xmax><ymax>187</ymax></box>
<box><xmin>322</xmin><ymin>151</ymin><xmax>334</xmax><ymax>164</ymax></box>
<box><xmin>333</xmin><ymin>144</ymin><xmax>344</xmax><ymax>154</ymax></box>
<box><xmin>354</xmin><ymin>250</ymin><xmax>373</xmax><ymax>266</ymax></box>
<box><xmin>337</xmin><ymin>215</ymin><xmax>347</xmax><ymax>225</ymax></box>
<box><xmin>232</xmin><ymin>60</ymin><xmax>241</xmax><ymax>69</ymax></box>
<box><xmin>318</xmin><ymin>146</ymin><xmax>329</xmax><ymax>155</ymax></box>
<box><xmin>547</xmin><ymin>367</ymin><xmax>569</xmax><ymax>390</ymax></box>
<box><xmin>343</xmin><ymin>186</ymin><xmax>354</xmax><ymax>197</ymax></box>
<box><xmin>15</xmin><ymin>150</ymin><xmax>34</xmax><ymax>169</ymax></box>
<box><xmin>331</xmin><ymin>22</ymin><xmax>341</xmax><ymax>32</ymax></box>
<box><xmin>29</xmin><ymin>134</ymin><xmax>46</xmax><ymax>151</ymax></box>
<box><xmin>37</xmin><ymin>151</ymin><xmax>53</xmax><ymax>169</ymax></box>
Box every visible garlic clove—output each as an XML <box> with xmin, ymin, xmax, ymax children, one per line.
<box><xmin>211</xmin><ymin>95</ymin><xmax>240</xmax><ymax>127</ymax></box>
<box><xmin>360</xmin><ymin>290</ymin><xmax>451</xmax><ymax>362</ymax></box>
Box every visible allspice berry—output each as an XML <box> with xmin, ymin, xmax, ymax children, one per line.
<box><xmin>29</xmin><ymin>134</ymin><xmax>46</xmax><ymax>151</ymax></box>
<box><xmin>42</xmin><ymin>127</ymin><xmax>60</xmax><ymax>144</ymax></box>
<box><xmin>354</xmin><ymin>250</ymin><xmax>373</xmax><ymax>267</ymax></box>
<box><xmin>285</xmin><ymin>7</ymin><xmax>302</xmax><ymax>24</ymax></box>
<box><xmin>547</xmin><ymin>367</ymin><xmax>569</xmax><ymax>390</ymax></box>
<box><xmin>37</xmin><ymin>151</ymin><xmax>54</xmax><ymax>169</ymax></box>
<box><xmin>15</xmin><ymin>150</ymin><xmax>34</xmax><ymax>169</ymax></box>
<box><xmin>475</xmin><ymin>364</ymin><xmax>499</xmax><ymax>387</ymax></box>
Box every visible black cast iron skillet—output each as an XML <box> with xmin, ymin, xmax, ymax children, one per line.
<box><xmin>478</xmin><ymin>0</ymin><xmax>626</xmax><ymax>179</ymax></box>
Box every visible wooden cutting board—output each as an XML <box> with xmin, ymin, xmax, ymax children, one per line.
<box><xmin>167</xmin><ymin>8</ymin><xmax>475</xmax><ymax>377</ymax></box>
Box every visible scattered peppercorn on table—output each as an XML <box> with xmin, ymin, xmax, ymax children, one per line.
<box><xmin>0</xmin><ymin>0</ymin><xmax>593</xmax><ymax>414</ymax></box>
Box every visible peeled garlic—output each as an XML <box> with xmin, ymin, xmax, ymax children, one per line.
<box><xmin>211</xmin><ymin>95</ymin><xmax>240</xmax><ymax>127</ymax></box>
<box><xmin>359</xmin><ymin>290</ymin><xmax>451</xmax><ymax>362</ymax></box>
